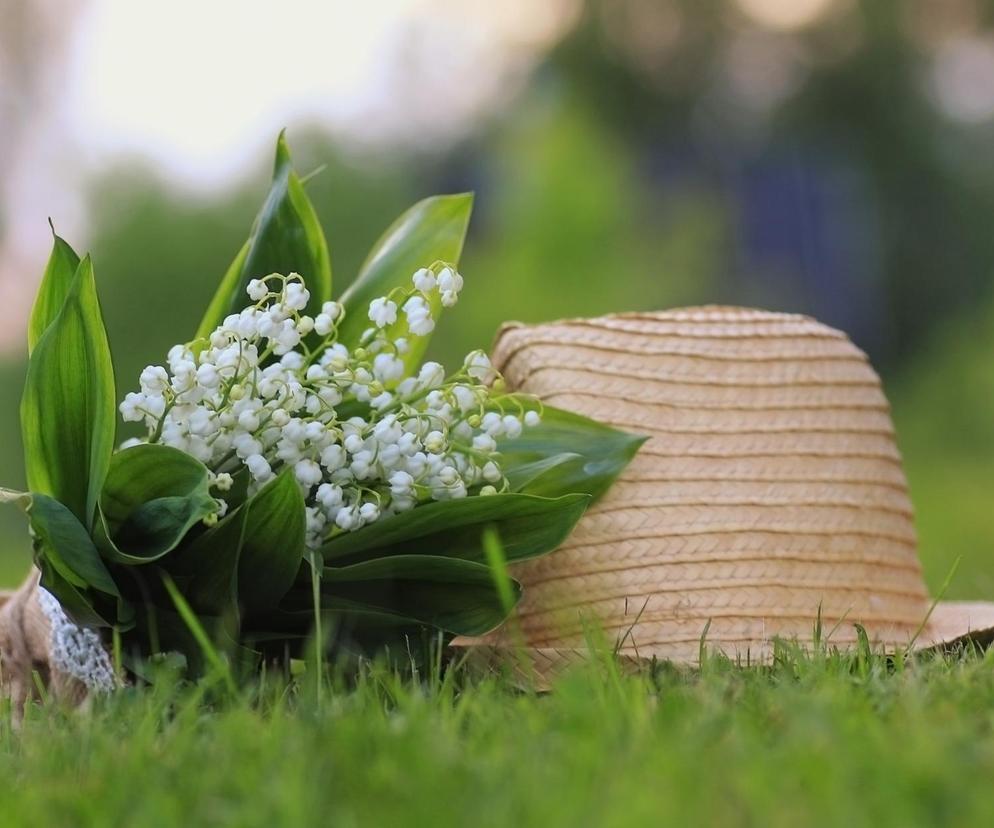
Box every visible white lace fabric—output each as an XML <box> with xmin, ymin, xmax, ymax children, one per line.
<box><xmin>37</xmin><ymin>587</ymin><xmax>118</xmax><ymax>693</ymax></box>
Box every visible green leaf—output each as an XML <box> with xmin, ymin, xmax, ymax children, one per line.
<box><xmin>242</xmin><ymin>603</ymin><xmax>428</xmax><ymax>660</ymax></box>
<box><xmin>21</xmin><ymin>257</ymin><xmax>116</xmax><ymax>527</ymax></box>
<box><xmin>322</xmin><ymin>554</ymin><xmax>520</xmax><ymax>637</ymax></box>
<box><xmin>36</xmin><ymin>556</ymin><xmax>109</xmax><ymax>629</ymax></box>
<box><xmin>99</xmin><ymin>444</ymin><xmax>217</xmax><ymax>562</ymax></box>
<box><xmin>28</xmin><ymin>493</ymin><xmax>120</xmax><ymax>598</ymax></box>
<box><xmin>161</xmin><ymin>573</ymin><xmax>238</xmax><ymax>694</ymax></box>
<box><xmin>336</xmin><ymin>193</ymin><xmax>473</xmax><ymax>370</ymax></box>
<box><xmin>28</xmin><ymin>228</ymin><xmax>80</xmax><ymax>353</ymax></box>
<box><xmin>504</xmin><ymin>452</ymin><xmax>584</xmax><ymax>493</ymax></box>
<box><xmin>482</xmin><ymin>527</ymin><xmax>517</xmax><ymax>615</ymax></box>
<box><xmin>192</xmin><ymin>240</ymin><xmax>250</xmax><ymax>347</ymax></box>
<box><xmin>499</xmin><ymin>405</ymin><xmax>647</xmax><ymax>502</ymax></box>
<box><xmin>237</xmin><ymin>470</ymin><xmax>306</xmax><ymax>613</ymax></box>
<box><xmin>195</xmin><ymin>132</ymin><xmax>331</xmax><ymax>340</ymax></box>
<box><xmin>171</xmin><ymin>506</ymin><xmax>248</xmax><ymax>617</ymax></box>
<box><xmin>320</xmin><ymin>492</ymin><xmax>588</xmax><ymax>566</ymax></box>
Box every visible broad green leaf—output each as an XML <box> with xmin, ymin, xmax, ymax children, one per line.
<box><xmin>336</xmin><ymin>193</ymin><xmax>473</xmax><ymax>370</ymax></box>
<box><xmin>314</xmin><ymin>605</ymin><xmax>429</xmax><ymax>654</ymax></box>
<box><xmin>36</xmin><ymin>556</ymin><xmax>109</xmax><ymax>628</ymax></box>
<box><xmin>195</xmin><ymin>132</ymin><xmax>331</xmax><ymax>339</ymax></box>
<box><xmin>320</xmin><ymin>492</ymin><xmax>589</xmax><ymax>566</ymax></box>
<box><xmin>499</xmin><ymin>405</ymin><xmax>646</xmax><ymax>502</ymax></box>
<box><xmin>504</xmin><ymin>452</ymin><xmax>583</xmax><ymax>493</ymax></box>
<box><xmin>99</xmin><ymin>444</ymin><xmax>216</xmax><ymax>562</ymax></box>
<box><xmin>243</xmin><ymin>603</ymin><xmax>429</xmax><ymax>661</ymax></box>
<box><xmin>238</xmin><ymin>470</ymin><xmax>306</xmax><ymax>613</ymax></box>
<box><xmin>28</xmin><ymin>493</ymin><xmax>120</xmax><ymax>597</ymax></box>
<box><xmin>21</xmin><ymin>257</ymin><xmax>116</xmax><ymax>527</ymax></box>
<box><xmin>28</xmin><ymin>229</ymin><xmax>80</xmax><ymax>353</ymax></box>
<box><xmin>192</xmin><ymin>240</ymin><xmax>249</xmax><ymax>347</ymax></box>
<box><xmin>161</xmin><ymin>573</ymin><xmax>238</xmax><ymax>692</ymax></box>
<box><xmin>170</xmin><ymin>506</ymin><xmax>248</xmax><ymax>617</ymax></box>
<box><xmin>322</xmin><ymin>554</ymin><xmax>520</xmax><ymax>637</ymax></box>
<box><xmin>261</xmin><ymin>601</ymin><xmax>422</xmax><ymax>636</ymax></box>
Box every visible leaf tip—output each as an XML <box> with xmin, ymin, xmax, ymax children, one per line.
<box><xmin>46</xmin><ymin>218</ymin><xmax>79</xmax><ymax>256</ymax></box>
<box><xmin>74</xmin><ymin>254</ymin><xmax>96</xmax><ymax>289</ymax></box>
<box><xmin>275</xmin><ymin>129</ymin><xmax>292</xmax><ymax>170</ymax></box>
<box><xmin>444</xmin><ymin>191</ymin><xmax>475</xmax><ymax>211</ymax></box>
<box><xmin>632</xmin><ymin>434</ymin><xmax>651</xmax><ymax>453</ymax></box>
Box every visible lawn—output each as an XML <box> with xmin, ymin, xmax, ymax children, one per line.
<box><xmin>4</xmin><ymin>644</ymin><xmax>994</xmax><ymax>827</ymax></box>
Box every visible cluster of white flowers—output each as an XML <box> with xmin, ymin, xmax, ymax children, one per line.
<box><xmin>119</xmin><ymin>265</ymin><xmax>539</xmax><ymax>548</ymax></box>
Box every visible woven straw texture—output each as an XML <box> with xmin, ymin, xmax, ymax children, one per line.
<box><xmin>476</xmin><ymin>307</ymin><xmax>994</xmax><ymax>666</ymax></box>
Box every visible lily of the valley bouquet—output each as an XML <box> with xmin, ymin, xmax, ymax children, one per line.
<box><xmin>3</xmin><ymin>135</ymin><xmax>641</xmax><ymax>684</ymax></box>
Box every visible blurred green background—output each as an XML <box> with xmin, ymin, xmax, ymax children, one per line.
<box><xmin>0</xmin><ymin>0</ymin><xmax>991</xmax><ymax>599</ymax></box>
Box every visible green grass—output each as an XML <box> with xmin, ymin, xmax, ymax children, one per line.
<box><xmin>4</xmin><ymin>644</ymin><xmax>994</xmax><ymax>827</ymax></box>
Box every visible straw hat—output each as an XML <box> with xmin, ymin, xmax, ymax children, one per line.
<box><xmin>475</xmin><ymin>307</ymin><xmax>994</xmax><ymax>668</ymax></box>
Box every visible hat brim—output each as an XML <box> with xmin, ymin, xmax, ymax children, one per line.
<box><xmin>917</xmin><ymin>600</ymin><xmax>994</xmax><ymax>651</ymax></box>
<box><xmin>454</xmin><ymin>601</ymin><xmax>994</xmax><ymax>682</ymax></box>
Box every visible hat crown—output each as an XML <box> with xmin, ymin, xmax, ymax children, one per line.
<box><xmin>493</xmin><ymin>307</ymin><xmax>929</xmax><ymax>661</ymax></box>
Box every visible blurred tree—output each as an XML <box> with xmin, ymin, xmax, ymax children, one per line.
<box><xmin>442</xmin><ymin>93</ymin><xmax>727</xmax><ymax>362</ymax></box>
<box><xmin>541</xmin><ymin>0</ymin><xmax>994</xmax><ymax>368</ymax></box>
<box><xmin>892</xmin><ymin>296</ymin><xmax>994</xmax><ymax>598</ymax></box>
